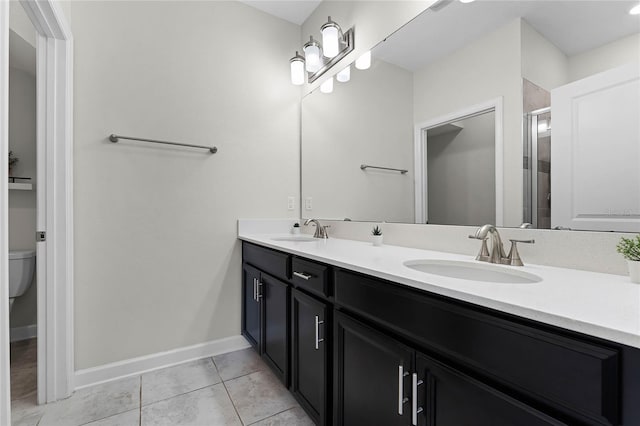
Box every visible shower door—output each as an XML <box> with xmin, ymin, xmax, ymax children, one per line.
<box><xmin>523</xmin><ymin>108</ymin><xmax>552</xmax><ymax>229</ymax></box>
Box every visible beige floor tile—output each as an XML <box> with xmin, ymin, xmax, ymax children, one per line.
<box><xmin>213</xmin><ymin>348</ymin><xmax>265</xmax><ymax>381</ymax></box>
<box><xmin>141</xmin><ymin>384</ymin><xmax>241</xmax><ymax>426</ymax></box>
<box><xmin>224</xmin><ymin>370</ymin><xmax>296</xmax><ymax>425</ymax></box>
<box><xmin>141</xmin><ymin>358</ymin><xmax>221</xmax><ymax>406</ymax></box>
<box><xmin>39</xmin><ymin>376</ymin><xmax>140</xmax><ymax>426</ymax></box>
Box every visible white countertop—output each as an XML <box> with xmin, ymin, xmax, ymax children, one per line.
<box><xmin>238</xmin><ymin>231</ymin><xmax>640</xmax><ymax>349</ymax></box>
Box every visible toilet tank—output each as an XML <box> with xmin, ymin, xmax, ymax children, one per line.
<box><xmin>9</xmin><ymin>250</ymin><xmax>36</xmax><ymax>298</ymax></box>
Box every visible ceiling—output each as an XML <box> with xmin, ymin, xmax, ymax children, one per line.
<box><xmin>375</xmin><ymin>0</ymin><xmax>640</xmax><ymax>72</ymax></box>
<box><xmin>239</xmin><ymin>0</ymin><xmax>321</xmax><ymax>25</ymax></box>
<box><xmin>9</xmin><ymin>30</ymin><xmax>36</xmax><ymax>76</ymax></box>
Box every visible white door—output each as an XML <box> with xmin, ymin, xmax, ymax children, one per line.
<box><xmin>551</xmin><ymin>64</ymin><xmax>640</xmax><ymax>232</ymax></box>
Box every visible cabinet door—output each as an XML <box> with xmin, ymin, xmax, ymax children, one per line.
<box><xmin>334</xmin><ymin>312</ymin><xmax>412</xmax><ymax>426</ymax></box>
<box><xmin>262</xmin><ymin>272</ymin><xmax>290</xmax><ymax>386</ymax></box>
<box><xmin>292</xmin><ymin>289</ymin><xmax>329</xmax><ymax>425</ymax></box>
<box><xmin>242</xmin><ymin>263</ymin><xmax>261</xmax><ymax>350</ymax></box>
<box><xmin>414</xmin><ymin>352</ymin><xmax>565</xmax><ymax>426</ymax></box>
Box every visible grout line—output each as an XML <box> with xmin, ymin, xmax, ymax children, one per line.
<box><xmin>221</xmin><ymin>367</ymin><xmax>267</xmax><ymax>385</ymax></box>
<box><xmin>221</xmin><ymin>379</ymin><xmax>245</xmax><ymax>426</ymax></box>
<box><xmin>246</xmin><ymin>407</ymin><xmax>298</xmax><ymax>426</ymax></box>
<box><xmin>211</xmin><ymin>357</ymin><xmax>245</xmax><ymax>425</ymax></box>
<box><xmin>139</xmin><ymin>376</ymin><xmax>142</xmax><ymax>426</ymax></box>
<box><xmin>140</xmin><ymin>382</ymin><xmax>222</xmax><ymax>408</ymax></box>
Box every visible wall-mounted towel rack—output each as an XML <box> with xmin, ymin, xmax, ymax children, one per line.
<box><xmin>360</xmin><ymin>164</ymin><xmax>408</xmax><ymax>174</ymax></box>
<box><xmin>109</xmin><ymin>134</ymin><xmax>218</xmax><ymax>154</ymax></box>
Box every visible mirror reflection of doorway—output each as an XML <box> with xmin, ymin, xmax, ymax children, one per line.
<box><xmin>424</xmin><ymin>109</ymin><xmax>496</xmax><ymax>226</ymax></box>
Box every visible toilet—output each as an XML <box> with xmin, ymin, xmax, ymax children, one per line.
<box><xmin>9</xmin><ymin>250</ymin><xmax>36</xmax><ymax>312</ymax></box>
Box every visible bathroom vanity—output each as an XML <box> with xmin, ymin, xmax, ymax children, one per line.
<box><xmin>239</xmin><ymin>234</ymin><xmax>640</xmax><ymax>426</ymax></box>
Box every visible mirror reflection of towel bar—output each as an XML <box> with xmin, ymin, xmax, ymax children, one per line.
<box><xmin>360</xmin><ymin>164</ymin><xmax>408</xmax><ymax>174</ymax></box>
<box><xmin>109</xmin><ymin>134</ymin><xmax>218</xmax><ymax>154</ymax></box>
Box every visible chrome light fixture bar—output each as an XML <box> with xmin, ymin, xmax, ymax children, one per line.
<box><xmin>289</xmin><ymin>16</ymin><xmax>355</xmax><ymax>85</ymax></box>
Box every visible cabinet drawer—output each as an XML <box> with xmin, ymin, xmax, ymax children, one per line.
<box><xmin>243</xmin><ymin>242</ymin><xmax>290</xmax><ymax>280</ymax></box>
<box><xmin>335</xmin><ymin>269</ymin><xmax>619</xmax><ymax>425</ymax></box>
<box><xmin>291</xmin><ymin>257</ymin><xmax>331</xmax><ymax>298</ymax></box>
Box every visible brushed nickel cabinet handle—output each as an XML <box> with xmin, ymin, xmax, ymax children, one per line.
<box><xmin>412</xmin><ymin>373</ymin><xmax>424</xmax><ymax>426</ymax></box>
<box><xmin>398</xmin><ymin>365</ymin><xmax>409</xmax><ymax>415</ymax></box>
<box><xmin>314</xmin><ymin>315</ymin><xmax>325</xmax><ymax>350</ymax></box>
<box><xmin>293</xmin><ymin>271</ymin><xmax>312</xmax><ymax>280</ymax></box>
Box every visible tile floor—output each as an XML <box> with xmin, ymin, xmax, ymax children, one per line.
<box><xmin>10</xmin><ymin>348</ymin><xmax>314</xmax><ymax>426</ymax></box>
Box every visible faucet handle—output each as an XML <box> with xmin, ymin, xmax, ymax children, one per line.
<box><xmin>469</xmin><ymin>235</ymin><xmax>490</xmax><ymax>262</ymax></box>
<box><xmin>506</xmin><ymin>239</ymin><xmax>535</xmax><ymax>266</ymax></box>
<box><xmin>510</xmin><ymin>239</ymin><xmax>535</xmax><ymax>244</ymax></box>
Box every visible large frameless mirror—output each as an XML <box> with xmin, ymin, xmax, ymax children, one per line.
<box><xmin>301</xmin><ymin>0</ymin><xmax>640</xmax><ymax>232</ymax></box>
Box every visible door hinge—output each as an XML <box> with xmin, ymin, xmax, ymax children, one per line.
<box><xmin>36</xmin><ymin>231</ymin><xmax>46</xmax><ymax>242</ymax></box>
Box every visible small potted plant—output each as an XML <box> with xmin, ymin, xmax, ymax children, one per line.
<box><xmin>617</xmin><ymin>235</ymin><xmax>640</xmax><ymax>284</ymax></box>
<box><xmin>8</xmin><ymin>151</ymin><xmax>18</xmax><ymax>176</ymax></box>
<box><xmin>371</xmin><ymin>225</ymin><xmax>383</xmax><ymax>246</ymax></box>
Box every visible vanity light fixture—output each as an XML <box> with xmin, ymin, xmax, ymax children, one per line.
<box><xmin>355</xmin><ymin>50</ymin><xmax>371</xmax><ymax>70</ymax></box>
<box><xmin>630</xmin><ymin>4</ymin><xmax>640</xmax><ymax>15</ymax></box>
<box><xmin>460</xmin><ymin>0</ymin><xmax>476</xmax><ymax>3</ymax></box>
<box><xmin>337</xmin><ymin>65</ymin><xmax>351</xmax><ymax>83</ymax></box>
<box><xmin>303</xmin><ymin>36</ymin><xmax>322</xmax><ymax>72</ymax></box>
<box><xmin>320</xmin><ymin>76</ymin><xmax>334</xmax><ymax>94</ymax></box>
<box><xmin>290</xmin><ymin>51</ymin><xmax>305</xmax><ymax>85</ymax></box>
<box><xmin>289</xmin><ymin>16</ymin><xmax>355</xmax><ymax>85</ymax></box>
<box><xmin>321</xmin><ymin>17</ymin><xmax>341</xmax><ymax>58</ymax></box>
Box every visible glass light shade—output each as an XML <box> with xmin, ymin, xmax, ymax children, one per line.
<box><xmin>630</xmin><ymin>4</ymin><xmax>640</xmax><ymax>14</ymax></box>
<box><xmin>460</xmin><ymin>0</ymin><xmax>476</xmax><ymax>3</ymax></box>
<box><xmin>322</xmin><ymin>25</ymin><xmax>340</xmax><ymax>58</ymax></box>
<box><xmin>336</xmin><ymin>66</ymin><xmax>351</xmax><ymax>83</ymax></box>
<box><xmin>290</xmin><ymin>58</ymin><xmax>305</xmax><ymax>85</ymax></box>
<box><xmin>304</xmin><ymin>43</ymin><xmax>322</xmax><ymax>72</ymax></box>
<box><xmin>320</xmin><ymin>77</ymin><xmax>334</xmax><ymax>94</ymax></box>
<box><xmin>355</xmin><ymin>51</ymin><xmax>371</xmax><ymax>70</ymax></box>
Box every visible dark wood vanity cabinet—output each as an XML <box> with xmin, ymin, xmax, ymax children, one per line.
<box><xmin>241</xmin><ymin>263</ymin><xmax>261</xmax><ymax>349</ymax></box>
<box><xmin>241</xmin><ymin>243</ymin><xmax>291</xmax><ymax>385</ymax></box>
<box><xmin>334</xmin><ymin>311</ymin><xmax>413</xmax><ymax>426</ymax></box>
<box><xmin>241</xmin><ymin>241</ymin><xmax>640</xmax><ymax>426</ymax></box>
<box><xmin>334</xmin><ymin>311</ymin><xmax>563</xmax><ymax>426</ymax></box>
<box><xmin>292</xmin><ymin>288</ymin><xmax>330</xmax><ymax>426</ymax></box>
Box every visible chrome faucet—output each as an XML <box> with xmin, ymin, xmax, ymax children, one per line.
<box><xmin>469</xmin><ymin>224</ymin><xmax>534</xmax><ymax>266</ymax></box>
<box><xmin>304</xmin><ymin>218</ymin><xmax>329</xmax><ymax>239</ymax></box>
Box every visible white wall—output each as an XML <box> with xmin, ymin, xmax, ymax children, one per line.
<box><xmin>427</xmin><ymin>112</ymin><xmax>495</xmax><ymax>226</ymax></box>
<box><xmin>521</xmin><ymin>20</ymin><xmax>569</xmax><ymax>91</ymax></box>
<box><xmin>70</xmin><ymin>1</ymin><xmax>300</xmax><ymax>369</ymax></box>
<box><xmin>8</xmin><ymin>66</ymin><xmax>37</xmax><ymax>329</ymax></box>
<box><xmin>568</xmin><ymin>33</ymin><xmax>640</xmax><ymax>83</ymax></box>
<box><xmin>413</xmin><ymin>19</ymin><xmax>523</xmax><ymax>227</ymax></box>
<box><xmin>301</xmin><ymin>0</ymin><xmax>436</xmax><ymax>93</ymax></box>
<box><xmin>302</xmin><ymin>59</ymin><xmax>414</xmax><ymax>222</ymax></box>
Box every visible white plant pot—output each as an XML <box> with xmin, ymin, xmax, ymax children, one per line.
<box><xmin>628</xmin><ymin>260</ymin><xmax>640</xmax><ymax>284</ymax></box>
<box><xmin>371</xmin><ymin>235</ymin><xmax>383</xmax><ymax>246</ymax></box>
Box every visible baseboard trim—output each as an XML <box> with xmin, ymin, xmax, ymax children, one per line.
<box><xmin>10</xmin><ymin>324</ymin><xmax>37</xmax><ymax>342</ymax></box>
<box><xmin>74</xmin><ymin>335</ymin><xmax>250</xmax><ymax>390</ymax></box>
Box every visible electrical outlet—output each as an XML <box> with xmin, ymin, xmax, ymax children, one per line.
<box><xmin>287</xmin><ymin>196</ymin><xmax>295</xmax><ymax>211</ymax></box>
<box><xmin>305</xmin><ymin>197</ymin><xmax>313</xmax><ymax>210</ymax></box>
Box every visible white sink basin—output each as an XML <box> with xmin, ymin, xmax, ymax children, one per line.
<box><xmin>403</xmin><ymin>259</ymin><xmax>542</xmax><ymax>284</ymax></box>
<box><xmin>271</xmin><ymin>236</ymin><xmax>317</xmax><ymax>242</ymax></box>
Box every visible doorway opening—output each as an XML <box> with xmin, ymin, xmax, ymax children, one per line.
<box><xmin>1</xmin><ymin>0</ymin><xmax>74</xmax><ymax>422</ymax></box>
<box><xmin>414</xmin><ymin>98</ymin><xmax>504</xmax><ymax>226</ymax></box>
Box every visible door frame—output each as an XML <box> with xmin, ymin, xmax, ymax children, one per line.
<box><xmin>0</xmin><ymin>0</ymin><xmax>74</xmax><ymax>419</ymax></box>
<box><xmin>413</xmin><ymin>97</ymin><xmax>504</xmax><ymax>225</ymax></box>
